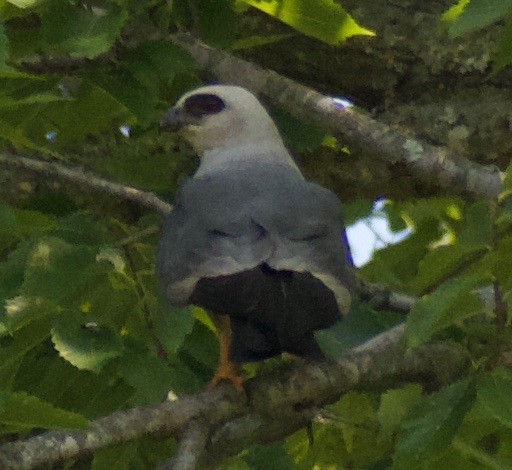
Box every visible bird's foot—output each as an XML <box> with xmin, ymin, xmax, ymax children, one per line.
<box><xmin>208</xmin><ymin>362</ymin><xmax>245</xmax><ymax>392</ymax></box>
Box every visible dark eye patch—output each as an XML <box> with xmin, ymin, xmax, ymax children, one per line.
<box><xmin>183</xmin><ymin>93</ymin><xmax>226</xmax><ymax>118</ymax></box>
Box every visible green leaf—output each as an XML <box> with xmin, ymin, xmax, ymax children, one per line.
<box><xmin>244</xmin><ymin>0</ymin><xmax>374</xmax><ymax>45</ymax></box>
<box><xmin>406</xmin><ymin>272</ymin><xmax>485</xmax><ymax>347</ymax></box>
<box><xmin>0</xmin><ymin>319</ymin><xmax>52</xmax><ymax>376</ymax></box>
<box><xmin>244</xmin><ymin>442</ymin><xmax>294</xmax><ymax>469</ymax></box>
<box><xmin>0</xmin><ymin>15</ymin><xmax>9</xmax><ymax>71</ymax></box>
<box><xmin>92</xmin><ymin>442</ymin><xmax>139</xmax><ymax>470</ymax></box>
<box><xmin>477</xmin><ymin>367</ymin><xmax>512</xmax><ymax>428</ymax></box>
<box><xmin>51</xmin><ymin>311</ymin><xmax>124</xmax><ymax>373</ymax></box>
<box><xmin>32</xmin><ymin>80</ymin><xmax>133</xmax><ymax>145</ymax></box>
<box><xmin>195</xmin><ymin>0</ymin><xmax>237</xmax><ymax>47</ymax></box>
<box><xmin>116</xmin><ymin>342</ymin><xmax>176</xmax><ymax>405</ymax></box>
<box><xmin>317</xmin><ymin>302</ymin><xmax>403</xmax><ymax>357</ymax></box>
<box><xmin>446</xmin><ymin>0</ymin><xmax>512</xmax><ymax>37</ymax></box>
<box><xmin>6</xmin><ymin>0</ymin><xmax>45</xmax><ymax>7</ymax></box>
<box><xmin>378</xmin><ymin>384</ymin><xmax>423</xmax><ymax>441</ymax></box>
<box><xmin>22</xmin><ymin>238</ymin><xmax>97</xmax><ymax>303</ymax></box>
<box><xmin>0</xmin><ymin>199</ymin><xmax>18</xmax><ymax>249</ymax></box>
<box><xmin>41</xmin><ymin>0</ymin><xmax>128</xmax><ymax>58</ymax></box>
<box><xmin>394</xmin><ymin>379</ymin><xmax>476</xmax><ymax>468</ymax></box>
<box><xmin>0</xmin><ymin>391</ymin><xmax>88</xmax><ymax>431</ymax></box>
<box><xmin>271</xmin><ymin>108</ymin><xmax>326</xmax><ymax>153</ymax></box>
<box><xmin>153</xmin><ymin>292</ymin><xmax>195</xmax><ymax>356</ymax></box>
<box><xmin>411</xmin><ymin>244</ymin><xmax>488</xmax><ymax>293</ymax></box>
<box><xmin>361</xmin><ymin>219</ymin><xmax>441</xmax><ymax>290</ymax></box>
<box><xmin>14</xmin><ymin>209</ymin><xmax>58</xmax><ymax>237</ymax></box>
<box><xmin>494</xmin><ymin>18</ymin><xmax>512</xmax><ymax>71</ymax></box>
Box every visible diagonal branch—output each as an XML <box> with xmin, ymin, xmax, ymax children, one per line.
<box><xmin>11</xmin><ymin>34</ymin><xmax>503</xmax><ymax>199</ymax></box>
<box><xmin>170</xmin><ymin>33</ymin><xmax>503</xmax><ymax>200</ymax></box>
<box><xmin>157</xmin><ymin>419</ymin><xmax>211</xmax><ymax>470</ymax></box>
<box><xmin>0</xmin><ymin>324</ymin><xmax>469</xmax><ymax>469</ymax></box>
<box><xmin>0</xmin><ymin>152</ymin><xmax>172</xmax><ymax>215</ymax></box>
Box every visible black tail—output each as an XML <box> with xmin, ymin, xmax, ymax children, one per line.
<box><xmin>190</xmin><ymin>263</ymin><xmax>340</xmax><ymax>361</ymax></box>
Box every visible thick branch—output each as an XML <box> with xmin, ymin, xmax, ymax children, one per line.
<box><xmin>0</xmin><ymin>152</ymin><xmax>172</xmax><ymax>215</ymax></box>
<box><xmin>0</xmin><ymin>324</ymin><xmax>469</xmax><ymax>469</ymax></box>
<box><xmin>171</xmin><ymin>33</ymin><xmax>503</xmax><ymax>200</ymax></box>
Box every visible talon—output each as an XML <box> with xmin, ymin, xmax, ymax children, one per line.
<box><xmin>208</xmin><ymin>363</ymin><xmax>245</xmax><ymax>392</ymax></box>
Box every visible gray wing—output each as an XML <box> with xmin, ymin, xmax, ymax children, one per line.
<box><xmin>157</xmin><ymin>165</ymin><xmax>354</xmax><ymax>312</ymax></box>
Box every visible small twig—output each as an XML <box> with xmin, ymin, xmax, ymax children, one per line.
<box><xmin>118</xmin><ymin>225</ymin><xmax>160</xmax><ymax>246</ymax></box>
<box><xmin>358</xmin><ymin>280</ymin><xmax>415</xmax><ymax>314</ymax></box>
<box><xmin>0</xmin><ymin>152</ymin><xmax>172</xmax><ymax>215</ymax></box>
<box><xmin>158</xmin><ymin>419</ymin><xmax>210</xmax><ymax>470</ymax></box>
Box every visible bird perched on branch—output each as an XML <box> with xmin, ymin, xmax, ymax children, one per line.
<box><xmin>157</xmin><ymin>85</ymin><xmax>354</xmax><ymax>390</ymax></box>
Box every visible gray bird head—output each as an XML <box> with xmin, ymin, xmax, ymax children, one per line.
<box><xmin>160</xmin><ymin>85</ymin><xmax>286</xmax><ymax>155</ymax></box>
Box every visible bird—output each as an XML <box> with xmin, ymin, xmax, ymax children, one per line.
<box><xmin>157</xmin><ymin>84</ymin><xmax>355</xmax><ymax>390</ymax></box>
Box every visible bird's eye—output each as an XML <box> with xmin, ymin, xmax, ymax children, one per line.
<box><xmin>183</xmin><ymin>94</ymin><xmax>226</xmax><ymax>118</ymax></box>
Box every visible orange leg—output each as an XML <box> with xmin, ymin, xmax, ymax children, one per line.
<box><xmin>208</xmin><ymin>313</ymin><xmax>244</xmax><ymax>392</ymax></box>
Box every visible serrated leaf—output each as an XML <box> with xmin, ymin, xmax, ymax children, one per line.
<box><xmin>51</xmin><ymin>311</ymin><xmax>124</xmax><ymax>372</ymax></box>
<box><xmin>394</xmin><ymin>379</ymin><xmax>476</xmax><ymax>468</ymax></box>
<box><xmin>477</xmin><ymin>367</ymin><xmax>512</xmax><ymax>428</ymax></box>
<box><xmin>41</xmin><ymin>0</ymin><xmax>128</xmax><ymax>58</ymax></box>
<box><xmin>406</xmin><ymin>273</ymin><xmax>485</xmax><ymax>347</ymax></box>
<box><xmin>0</xmin><ymin>391</ymin><xmax>88</xmax><ymax>431</ymax></box>
<box><xmin>378</xmin><ymin>384</ymin><xmax>423</xmax><ymax>441</ymax></box>
<box><xmin>446</xmin><ymin>0</ymin><xmax>512</xmax><ymax>37</ymax></box>
<box><xmin>244</xmin><ymin>0</ymin><xmax>374</xmax><ymax>45</ymax></box>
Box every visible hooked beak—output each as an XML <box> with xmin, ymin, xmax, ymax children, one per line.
<box><xmin>160</xmin><ymin>106</ymin><xmax>189</xmax><ymax>132</ymax></box>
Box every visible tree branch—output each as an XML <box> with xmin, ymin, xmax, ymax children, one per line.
<box><xmin>157</xmin><ymin>419</ymin><xmax>210</xmax><ymax>470</ymax></box>
<box><xmin>0</xmin><ymin>323</ymin><xmax>470</xmax><ymax>469</ymax></box>
<box><xmin>0</xmin><ymin>152</ymin><xmax>172</xmax><ymax>215</ymax></box>
<box><xmin>11</xmin><ymin>34</ymin><xmax>504</xmax><ymax>199</ymax></box>
<box><xmin>170</xmin><ymin>33</ymin><xmax>503</xmax><ymax>200</ymax></box>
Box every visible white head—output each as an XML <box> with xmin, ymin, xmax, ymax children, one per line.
<box><xmin>161</xmin><ymin>85</ymin><xmax>289</xmax><ymax>156</ymax></box>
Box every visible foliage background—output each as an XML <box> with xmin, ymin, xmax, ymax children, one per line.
<box><xmin>1</xmin><ymin>0</ymin><xmax>512</xmax><ymax>468</ymax></box>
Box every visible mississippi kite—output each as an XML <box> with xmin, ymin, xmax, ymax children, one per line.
<box><xmin>158</xmin><ymin>85</ymin><xmax>354</xmax><ymax>388</ymax></box>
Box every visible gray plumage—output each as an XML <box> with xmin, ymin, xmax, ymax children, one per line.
<box><xmin>157</xmin><ymin>85</ymin><xmax>354</xmax><ymax>361</ymax></box>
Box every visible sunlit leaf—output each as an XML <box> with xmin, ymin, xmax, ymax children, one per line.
<box><xmin>378</xmin><ymin>384</ymin><xmax>423</xmax><ymax>441</ymax></box>
<box><xmin>445</xmin><ymin>0</ymin><xmax>512</xmax><ymax>37</ymax></box>
<box><xmin>244</xmin><ymin>0</ymin><xmax>374</xmax><ymax>45</ymax></box>
<box><xmin>51</xmin><ymin>311</ymin><xmax>124</xmax><ymax>372</ymax></box>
